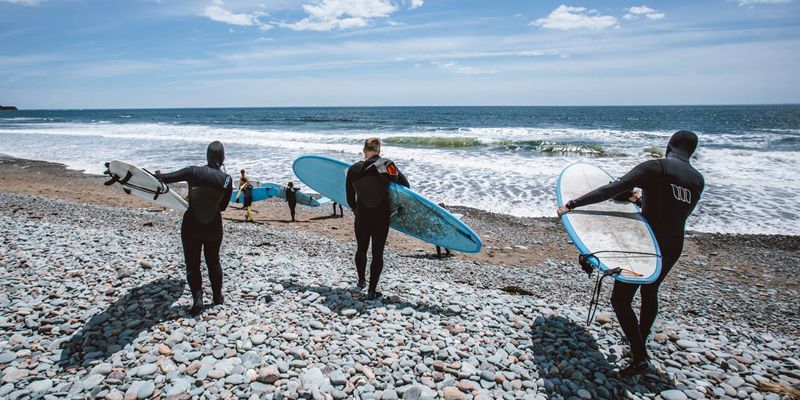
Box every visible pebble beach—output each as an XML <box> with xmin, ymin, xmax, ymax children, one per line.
<box><xmin>1</xmin><ymin>157</ymin><xmax>799</xmax><ymax>400</ymax></box>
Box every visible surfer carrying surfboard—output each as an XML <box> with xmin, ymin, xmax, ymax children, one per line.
<box><xmin>238</xmin><ymin>169</ymin><xmax>255</xmax><ymax>223</ymax></box>
<box><xmin>157</xmin><ymin>141</ymin><xmax>233</xmax><ymax>316</ymax></box>
<box><xmin>345</xmin><ymin>137</ymin><xmax>410</xmax><ymax>300</ymax></box>
<box><xmin>557</xmin><ymin>130</ymin><xmax>705</xmax><ymax>376</ymax></box>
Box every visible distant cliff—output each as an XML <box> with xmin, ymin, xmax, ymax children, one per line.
<box><xmin>0</xmin><ymin>106</ymin><xmax>18</xmax><ymax>111</ymax></box>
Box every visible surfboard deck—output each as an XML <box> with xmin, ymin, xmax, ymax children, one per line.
<box><xmin>293</xmin><ymin>155</ymin><xmax>482</xmax><ymax>253</ymax></box>
<box><xmin>230</xmin><ymin>186</ymin><xmax>279</xmax><ymax>204</ymax></box>
<box><xmin>105</xmin><ymin>160</ymin><xmax>188</xmax><ymax>212</ymax></box>
<box><xmin>556</xmin><ymin>162</ymin><xmax>661</xmax><ymax>284</ymax></box>
<box><xmin>262</xmin><ymin>183</ymin><xmax>322</xmax><ymax>207</ymax></box>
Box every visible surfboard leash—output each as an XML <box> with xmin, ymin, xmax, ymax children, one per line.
<box><xmin>580</xmin><ymin>250</ymin><xmax>662</xmax><ymax>325</ymax></box>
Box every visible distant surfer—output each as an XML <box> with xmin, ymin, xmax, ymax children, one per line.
<box><xmin>237</xmin><ymin>169</ymin><xmax>255</xmax><ymax>223</ymax></box>
<box><xmin>557</xmin><ymin>130</ymin><xmax>704</xmax><ymax>376</ymax></box>
<box><xmin>332</xmin><ymin>202</ymin><xmax>344</xmax><ymax>218</ymax></box>
<box><xmin>285</xmin><ymin>182</ymin><xmax>299</xmax><ymax>222</ymax></box>
<box><xmin>346</xmin><ymin>137</ymin><xmax>410</xmax><ymax>300</ymax></box>
<box><xmin>158</xmin><ymin>141</ymin><xmax>233</xmax><ymax>315</ymax></box>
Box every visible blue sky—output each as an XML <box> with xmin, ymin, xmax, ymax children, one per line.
<box><xmin>1</xmin><ymin>0</ymin><xmax>799</xmax><ymax>108</ymax></box>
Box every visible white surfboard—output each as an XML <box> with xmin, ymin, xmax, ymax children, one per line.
<box><xmin>104</xmin><ymin>160</ymin><xmax>188</xmax><ymax>212</ymax></box>
<box><xmin>556</xmin><ymin>163</ymin><xmax>661</xmax><ymax>284</ymax></box>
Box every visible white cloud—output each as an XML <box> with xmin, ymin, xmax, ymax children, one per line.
<box><xmin>737</xmin><ymin>0</ymin><xmax>793</xmax><ymax>5</ymax></box>
<box><xmin>0</xmin><ymin>0</ymin><xmax>45</xmax><ymax>5</ymax></box>
<box><xmin>409</xmin><ymin>0</ymin><xmax>423</xmax><ymax>10</ymax></box>
<box><xmin>533</xmin><ymin>5</ymin><xmax>618</xmax><ymax>30</ymax></box>
<box><xmin>623</xmin><ymin>5</ymin><xmax>665</xmax><ymax>20</ymax></box>
<box><xmin>435</xmin><ymin>61</ymin><xmax>497</xmax><ymax>75</ymax></box>
<box><xmin>281</xmin><ymin>0</ymin><xmax>399</xmax><ymax>31</ymax></box>
<box><xmin>202</xmin><ymin>0</ymin><xmax>271</xmax><ymax>30</ymax></box>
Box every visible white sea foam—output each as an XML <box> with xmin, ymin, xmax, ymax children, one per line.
<box><xmin>0</xmin><ymin>121</ymin><xmax>797</xmax><ymax>235</ymax></box>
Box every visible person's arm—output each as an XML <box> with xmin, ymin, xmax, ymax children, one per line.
<box><xmin>345</xmin><ymin>167</ymin><xmax>356</xmax><ymax>210</ymax></box>
<box><xmin>397</xmin><ymin>170</ymin><xmax>410</xmax><ymax>188</ymax></box>
<box><xmin>158</xmin><ymin>167</ymin><xmax>193</xmax><ymax>184</ymax></box>
<box><xmin>220</xmin><ymin>176</ymin><xmax>233</xmax><ymax>212</ymax></box>
<box><xmin>558</xmin><ymin>161</ymin><xmax>658</xmax><ymax>215</ymax></box>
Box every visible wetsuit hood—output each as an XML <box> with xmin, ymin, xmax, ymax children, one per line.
<box><xmin>207</xmin><ymin>141</ymin><xmax>225</xmax><ymax>168</ymax></box>
<box><xmin>665</xmin><ymin>130</ymin><xmax>697</xmax><ymax>162</ymax></box>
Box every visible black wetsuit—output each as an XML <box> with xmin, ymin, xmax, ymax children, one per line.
<box><xmin>285</xmin><ymin>187</ymin><xmax>298</xmax><ymax>221</ymax></box>
<box><xmin>346</xmin><ymin>155</ymin><xmax>410</xmax><ymax>294</ymax></box>
<box><xmin>160</xmin><ymin>165</ymin><xmax>233</xmax><ymax>298</ymax></box>
<box><xmin>567</xmin><ymin>131</ymin><xmax>704</xmax><ymax>362</ymax></box>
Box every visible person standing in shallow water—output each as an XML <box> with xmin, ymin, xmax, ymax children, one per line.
<box><xmin>158</xmin><ymin>141</ymin><xmax>233</xmax><ymax>315</ymax></box>
<box><xmin>557</xmin><ymin>130</ymin><xmax>704</xmax><ymax>376</ymax></box>
<box><xmin>346</xmin><ymin>137</ymin><xmax>410</xmax><ymax>300</ymax></box>
<box><xmin>285</xmin><ymin>182</ymin><xmax>299</xmax><ymax>222</ymax></box>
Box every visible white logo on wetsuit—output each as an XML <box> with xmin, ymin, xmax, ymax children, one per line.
<box><xmin>671</xmin><ymin>184</ymin><xmax>691</xmax><ymax>204</ymax></box>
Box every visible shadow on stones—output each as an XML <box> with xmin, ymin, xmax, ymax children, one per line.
<box><xmin>530</xmin><ymin>315</ymin><xmax>675</xmax><ymax>399</ymax></box>
<box><xmin>58</xmin><ymin>278</ymin><xmax>184</xmax><ymax>370</ymax></box>
<box><xmin>269</xmin><ymin>279</ymin><xmax>453</xmax><ymax>317</ymax></box>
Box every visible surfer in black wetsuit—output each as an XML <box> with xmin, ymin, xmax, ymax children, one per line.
<box><xmin>557</xmin><ymin>130</ymin><xmax>705</xmax><ymax>376</ymax></box>
<box><xmin>238</xmin><ymin>169</ymin><xmax>254</xmax><ymax>222</ymax></box>
<box><xmin>158</xmin><ymin>141</ymin><xmax>233</xmax><ymax>316</ymax></box>
<box><xmin>285</xmin><ymin>182</ymin><xmax>298</xmax><ymax>222</ymax></box>
<box><xmin>332</xmin><ymin>202</ymin><xmax>344</xmax><ymax>217</ymax></box>
<box><xmin>346</xmin><ymin>137</ymin><xmax>410</xmax><ymax>300</ymax></box>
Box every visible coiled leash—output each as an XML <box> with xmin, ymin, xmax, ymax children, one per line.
<box><xmin>579</xmin><ymin>251</ymin><xmax>661</xmax><ymax>325</ymax></box>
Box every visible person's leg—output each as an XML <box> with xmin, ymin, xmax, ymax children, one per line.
<box><xmin>332</xmin><ymin>203</ymin><xmax>337</xmax><ymax>215</ymax></box>
<box><xmin>246</xmin><ymin>206</ymin><xmax>253</xmax><ymax>222</ymax></box>
<box><xmin>203</xmin><ymin>236</ymin><xmax>224</xmax><ymax>305</ymax></box>
<box><xmin>367</xmin><ymin>215</ymin><xmax>390</xmax><ymax>297</ymax></box>
<box><xmin>181</xmin><ymin>223</ymin><xmax>204</xmax><ymax>315</ymax></box>
<box><xmin>639</xmin><ymin>246</ymin><xmax>680</xmax><ymax>340</ymax></box>
<box><xmin>436</xmin><ymin>246</ymin><xmax>442</xmax><ymax>259</ymax></box>
<box><xmin>339</xmin><ymin>205</ymin><xmax>343</xmax><ymax>218</ymax></box>
<box><xmin>611</xmin><ymin>281</ymin><xmax>647</xmax><ymax>362</ymax></box>
<box><xmin>289</xmin><ymin>202</ymin><xmax>296</xmax><ymax>221</ymax></box>
<box><xmin>354</xmin><ymin>214</ymin><xmax>370</xmax><ymax>288</ymax></box>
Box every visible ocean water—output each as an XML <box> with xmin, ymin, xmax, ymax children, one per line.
<box><xmin>1</xmin><ymin>106</ymin><xmax>798</xmax><ymax>235</ymax></box>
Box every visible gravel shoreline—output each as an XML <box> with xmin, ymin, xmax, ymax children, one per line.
<box><xmin>1</xmin><ymin>191</ymin><xmax>799</xmax><ymax>400</ymax></box>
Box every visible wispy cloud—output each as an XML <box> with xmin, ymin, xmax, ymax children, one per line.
<box><xmin>408</xmin><ymin>0</ymin><xmax>423</xmax><ymax>10</ymax></box>
<box><xmin>533</xmin><ymin>5</ymin><xmax>618</xmax><ymax>30</ymax></box>
<box><xmin>737</xmin><ymin>0</ymin><xmax>793</xmax><ymax>5</ymax></box>
<box><xmin>0</xmin><ymin>0</ymin><xmax>45</xmax><ymax>5</ymax></box>
<box><xmin>202</xmin><ymin>0</ymin><xmax>271</xmax><ymax>30</ymax></box>
<box><xmin>623</xmin><ymin>5</ymin><xmax>665</xmax><ymax>21</ymax></box>
<box><xmin>435</xmin><ymin>61</ymin><xmax>497</xmax><ymax>75</ymax></box>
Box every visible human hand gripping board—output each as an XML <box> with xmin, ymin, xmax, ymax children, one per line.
<box><xmin>292</xmin><ymin>155</ymin><xmax>482</xmax><ymax>253</ymax></box>
<box><xmin>556</xmin><ymin>162</ymin><xmax>662</xmax><ymax>284</ymax></box>
<box><xmin>103</xmin><ymin>160</ymin><xmax>188</xmax><ymax>212</ymax></box>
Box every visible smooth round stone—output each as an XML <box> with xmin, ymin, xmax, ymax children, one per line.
<box><xmin>329</xmin><ymin>371</ymin><xmax>347</xmax><ymax>386</ymax></box>
<box><xmin>676</xmin><ymin>340</ymin><xmax>698</xmax><ymax>350</ymax></box>
<box><xmin>577</xmin><ymin>389</ymin><xmax>592</xmax><ymax>399</ymax></box>
<box><xmin>727</xmin><ymin>376</ymin><xmax>745</xmax><ymax>388</ymax></box>
<box><xmin>28</xmin><ymin>379</ymin><xmax>53</xmax><ymax>392</ymax></box>
<box><xmin>660</xmin><ymin>389</ymin><xmax>688</xmax><ymax>400</ymax></box>
<box><xmin>90</xmin><ymin>363</ymin><xmax>113</xmax><ymax>376</ymax></box>
<box><xmin>442</xmin><ymin>386</ymin><xmax>466</xmax><ymax>400</ymax></box>
<box><xmin>0</xmin><ymin>353</ymin><xmax>16</xmax><ymax>364</ymax></box>
<box><xmin>136</xmin><ymin>364</ymin><xmax>158</xmax><ymax>377</ymax></box>
<box><xmin>251</xmin><ymin>334</ymin><xmax>267</xmax><ymax>345</ymax></box>
<box><xmin>83</xmin><ymin>374</ymin><xmax>105</xmax><ymax>391</ymax></box>
<box><xmin>137</xmin><ymin>381</ymin><xmax>155</xmax><ymax>399</ymax></box>
<box><xmin>342</xmin><ymin>309</ymin><xmax>357</xmax><ymax>317</ymax></box>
